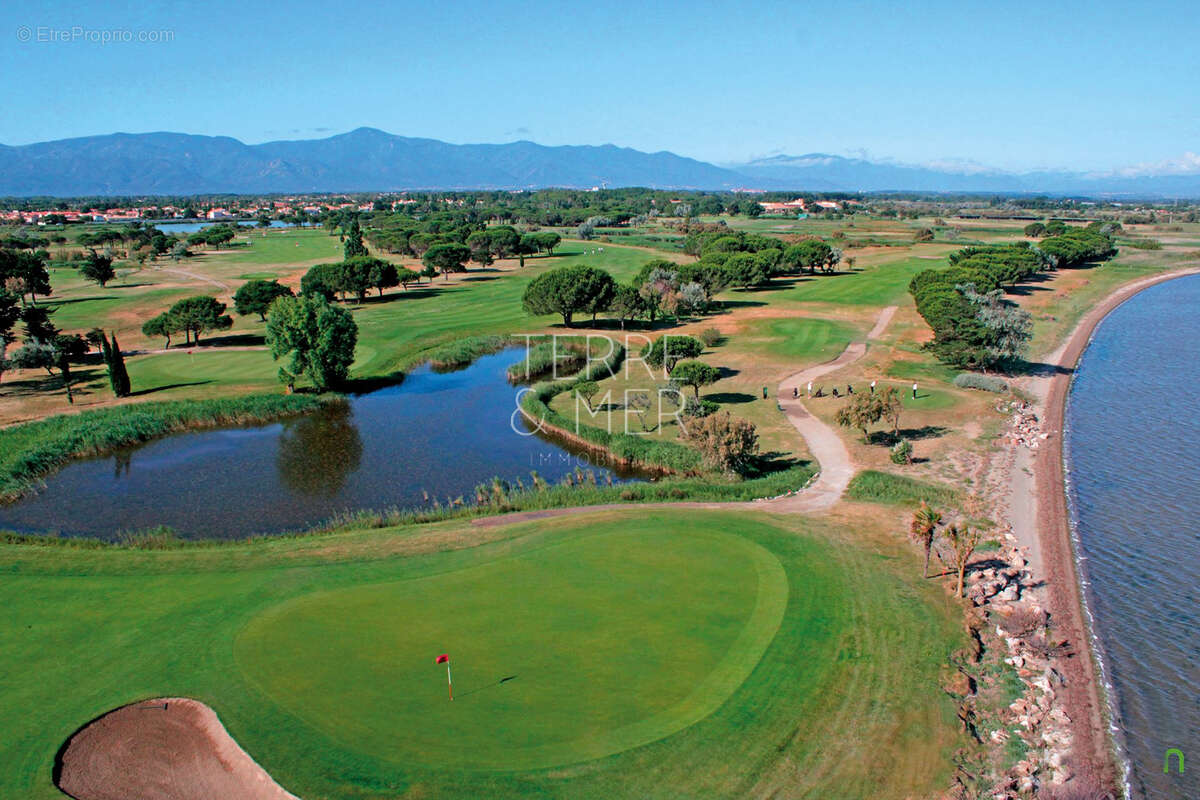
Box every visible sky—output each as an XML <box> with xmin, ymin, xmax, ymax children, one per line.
<box><xmin>2</xmin><ymin>0</ymin><xmax>1198</xmax><ymax>174</ymax></box>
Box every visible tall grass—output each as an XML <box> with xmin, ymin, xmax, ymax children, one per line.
<box><xmin>423</xmin><ymin>335</ymin><xmax>516</xmax><ymax>370</ymax></box>
<box><xmin>506</xmin><ymin>339</ymin><xmax>588</xmax><ymax>383</ymax></box>
<box><xmin>0</xmin><ymin>394</ymin><xmax>328</xmax><ymax>500</ymax></box>
<box><xmin>520</xmin><ymin>343</ymin><xmax>705</xmax><ymax>472</ymax></box>
<box><xmin>1</xmin><ymin>464</ymin><xmax>816</xmax><ymax>549</ymax></box>
<box><xmin>844</xmin><ymin>470</ymin><xmax>962</xmax><ymax>508</ymax></box>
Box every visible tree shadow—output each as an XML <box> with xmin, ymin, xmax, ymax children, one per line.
<box><xmin>867</xmin><ymin>425</ymin><xmax>948</xmax><ymax>446</ymax></box>
<box><xmin>1009</xmin><ymin>359</ymin><xmax>1073</xmax><ymax>378</ymax></box>
<box><xmin>356</xmin><ymin>286</ymin><xmax>450</xmax><ymax>304</ymax></box>
<box><xmin>707</xmin><ymin>391</ymin><xmax>756</xmax><ymax>404</ymax></box>
<box><xmin>743</xmin><ymin>451</ymin><xmax>806</xmax><ymax>478</ymax></box>
<box><xmin>43</xmin><ymin>295</ymin><xmax>118</xmax><ymax>307</ymax></box>
<box><xmin>341</xmin><ymin>371</ymin><xmax>406</xmax><ymax>394</ymax></box>
<box><xmin>715</xmin><ymin>299</ymin><xmax>768</xmax><ymax>310</ymax></box>
<box><xmin>197</xmin><ymin>333</ymin><xmax>265</xmax><ymax>348</ymax></box>
<box><xmin>965</xmin><ymin>557</ymin><xmax>1012</xmax><ymax>576</ymax></box>
<box><xmin>897</xmin><ymin>425</ymin><xmax>949</xmax><ymax>440</ymax></box>
<box><xmin>0</xmin><ymin>367</ymin><xmax>106</xmax><ymax>399</ymax></box>
<box><xmin>1004</xmin><ymin>284</ymin><xmax>1052</xmax><ymax>296</ymax></box>
<box><xmin>128</xmin><ymin>380</ymin><xmax>214</xmax><ymax>397</ymax></box>
<box><xmin>716</xmin><ymin>366</ymin><xmax>741</xmax><ymax>379</ymax></box>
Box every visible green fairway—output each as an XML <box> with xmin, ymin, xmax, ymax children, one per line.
<box><xmin>740</xmin><ymin>317</ymin><xmax>859</xmax><ymax>363</ymax></box>
<box><xmin>777</xmin><ymin>256</ymin><xmax>939</xmax><ymax>307</ymax></box>
<box><xmin>235</xmin><ymin>526</ymin><xmax>786</xmax><ymax>769</ymax></box>
<box><xmin>0</xmin><ymin>509</ymin><xmax>964</xmax><ymax>799</ymax></box>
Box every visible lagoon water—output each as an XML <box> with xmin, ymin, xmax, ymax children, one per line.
<box><xmin>1065</xmin><ymin>274</ymin><xmax>1200</xmax><ymax>799</ymax></box>
<box><xmin>0</xmin><ymin>349</ymin><xmax>637</xmax><ymax>540</ymax></box>
<box><xmin>150</xmin><ymin>220</ymin><xmax>296</xmax><ymax>234</ymax></box>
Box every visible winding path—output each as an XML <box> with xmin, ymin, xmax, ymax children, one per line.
<box><xmin>475</xmin><ymin>306</ymin><xmax>897</xmax><ymax>527</ymax></box>
<box><xmin>766</xmin><ymin>305</ymin><xmax>896</xmax><ymax>512</ymax></box>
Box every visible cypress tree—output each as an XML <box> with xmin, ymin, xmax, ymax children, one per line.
<box><xmin>109</xmin><ymin>332</ymin><xmax>131</xmax><ymax>397</ymax></box>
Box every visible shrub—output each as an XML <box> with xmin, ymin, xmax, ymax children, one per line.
<box><xmin>953</xmin><ymin>372</ymin><xmax>1008</xmax><ymax>392</ymax></box>
<box><xmin>698</xmin><ymin>327</ymin><xmax>723</xmax><ymax>347</ymax></box>
<box><xmin>680</xmin><ymin>411</ymin><xmax>759</xmax><ymax>474</ymax></box>
<box><xmin>890</xmin><ymin>439</ymin><xmax>913</xmax><ymax>465</ymax></box>
<box><xmin>681</xmin><ymin>396</ymin><xmax>718</xmax><ymax>418</ymax></box>
<box><xmin>1125</xmin><ymin>238</ymin><xmax>1162</xmax><ymax>250</ymax></box>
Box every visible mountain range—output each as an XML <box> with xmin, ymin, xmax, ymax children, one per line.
<box><xmin>1</xmin><ymin>128</ymin><xmax>1198</xmax><ymax>198</ymax></box>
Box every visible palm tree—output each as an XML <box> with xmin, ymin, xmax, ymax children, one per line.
<box><xmin>909</xmin><ymin>501</ymin><xmax>942</xmax><ymax>578</ymax></box>
<box><xmin>942</xmin><ymin>523</ymin><xmax>982</xmax><ymax>598</ymax></box>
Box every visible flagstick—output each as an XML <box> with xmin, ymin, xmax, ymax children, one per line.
<box><xmin>446</xmin><ymin>661</ymin><xmax>453</xmax><ymax>701</ymax></box>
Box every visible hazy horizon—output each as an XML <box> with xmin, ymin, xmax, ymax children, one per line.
<box><xmin>3</xmin><ymin>0</ymin><xmax>1198</xmax><ymax>175</ymax></box>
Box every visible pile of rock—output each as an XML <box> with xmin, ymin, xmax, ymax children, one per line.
<box><xmin>1000</xmin><ymin>401</ymin><xmax>1049</xmax><ymax>450</ymax></box>
<box><xmin>966</xmin><ymin>557</ymin><xmax>1025</xmax><ymax>607</ymax></box>
<box><xmin>963</xmin><ymin>543</ymin><xmax>1082</xmax><ymax>796</ymax></box>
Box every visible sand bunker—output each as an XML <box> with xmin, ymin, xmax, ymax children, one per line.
<box><xmin>56</xmin><ymin>697</ymin><xmax>297</xmax><ymax>800</ymax></box>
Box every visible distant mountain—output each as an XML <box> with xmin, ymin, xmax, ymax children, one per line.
<box><xmin>728</xmin><ymin>153</ymin><xmax>1200</xmax><ymax>198</ymax></box>
<box><xmin>1</xmin><ymin>130</ymin><xmax>1199</xmax><ymax>197</ymax></box>
<box><xmin>0</xmin><ymin>128</ymin><xmax>749</xmax><ymax>196</ymax></box>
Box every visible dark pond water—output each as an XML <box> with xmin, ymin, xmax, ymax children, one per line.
<box><xmin>0</xmin><ymin>349</ymin><xmax>640</xmax><ymax>540</ymax></box>
<box><xmin>1065</xmin><ymin>274</ymin><xmax>1200</xmax><ymax>799</ymax></box>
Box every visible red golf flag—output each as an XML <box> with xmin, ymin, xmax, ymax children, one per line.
<box><xmin>435</xmin><ymin>653</ymin><xmax>449</xmax><ymax>664</ymax></box>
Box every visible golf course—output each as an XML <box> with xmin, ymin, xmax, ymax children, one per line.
<box><xmin>0</xmin><ymin>508</ymin><xmax>964</xmax><ymax>799</ymax></box>
<box><xmin>3</xmin><ymin>199</ymin><xmax>1195</xmax><ymax>799</ymax></box>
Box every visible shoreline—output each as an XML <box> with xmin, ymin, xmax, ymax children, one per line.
<box><xmin>1009</xmin><ymin>267</ymin><xmax>1200</xmax><ymax>796</ymax></box>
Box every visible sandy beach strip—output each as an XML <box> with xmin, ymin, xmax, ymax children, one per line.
<box><xmin>1010</xmin><ymin>267</ymin><xmax>1200</xmax><ymax>794</ymax></box>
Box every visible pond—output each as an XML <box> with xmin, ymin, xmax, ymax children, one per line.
<box><xmin>150</xmin><ymin>220</ymin><xmax>298</xmax><ymax>234</ymax></box>
<box><xmin>0</xmin><ymin>349</ymin><xmax>642</xmax><ymax>540</ymax></box>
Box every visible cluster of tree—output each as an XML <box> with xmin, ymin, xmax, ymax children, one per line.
<box><xmin>521</xmin><ymin>243</ymin><xmax>847</xmax><ymax>330</ymax></box>
<box><xmin>79</xmin><ymin>223</ymin><xmax>184</xmax><ymax>264</ymax></box>
<box><xmin>683</xmin><ymin>231</ymin><xmax>842</xmax><ymax>287</ymax></box>
<box><xmin>364</xmin><ymin>212</ymin><xmax>560</xmax><ymax>269</ymax></box>
<box><xmin>1</xmin><ymin>234</ymin><xmax>53</xmax><ymax>250</ymax></box>
<box><xmin>522</xmin><ymin>258</ymin><xmax>736</xmax><ymax>329</ymax></box>
<box><xmin>185</xmin><ymin>224</ymin><xmax>237</xmax><ymax>251</ymax></box>
<box><xmin>909</xmin><ymin>242</ymin><xmax>1052</xmax><ymax>369</ymax></box>
<box><xmin>1035</xmin><ymin>226</ymin><xmax>1117</xmax><ymax>268</ymax></box>
<box><xmin>0</xmin><ymin>248</ymin><xmax>52</xmax><ymax>305</ymax></box>
<box><xmin>300</xmin><ymin>257</ymin><xmax>419</xmax><ymax>302</ymax></box>
<box><xmin>1</xmin><ymin>304</ymin><xmax>88</xmax><ymax>402</ymax></box>
<box><xmin>141</xmin><ymin>295</ymin><xmax>233</xmax><ymax>347</ymax></box>
<box><xmin>909</xmin><ymin>501</ymin><xmax>981</xmax><ymax>596</ymax></box>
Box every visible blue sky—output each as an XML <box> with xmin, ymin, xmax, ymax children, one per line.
<box><xmin>2</xmin><ymin>0</ymin><xmax>1197</xmax><ymax>172</ymax></box>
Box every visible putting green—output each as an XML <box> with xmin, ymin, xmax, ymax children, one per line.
<box><xmin>234</xmin><ymin>527</ymin><xmax>787</xmax><ymax>770</ymax></box>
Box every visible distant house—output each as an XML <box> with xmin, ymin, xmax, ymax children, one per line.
<box><xmin>758</xmin><ymin>198</ymin><xmax>807</xmax><ymax>215</ymax></box>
